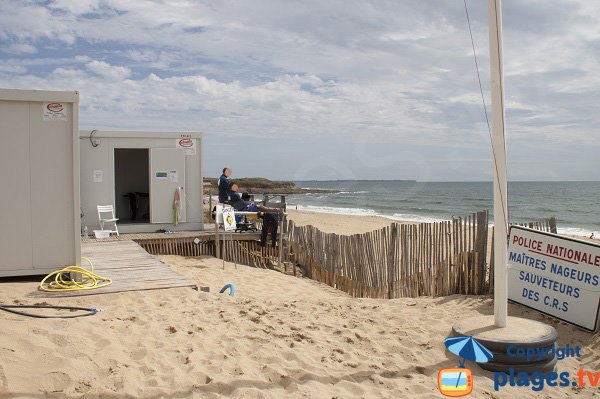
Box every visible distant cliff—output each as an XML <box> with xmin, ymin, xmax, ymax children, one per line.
<box><xmin>203</xmin><ymin>177</ymin><xmax>336</xmax><ymax>194</ymax></box>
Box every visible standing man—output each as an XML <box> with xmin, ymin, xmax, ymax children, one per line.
<box><xmin>218</xmin><ymin>167</ymin><xmax>232</xmax><ymax>204</ymax></box>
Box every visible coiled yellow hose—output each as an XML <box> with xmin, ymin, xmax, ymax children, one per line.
<box><xmin>39</xmin><ymin>257</ymin><xmax>112</xmax><ymax>292</ymax></box>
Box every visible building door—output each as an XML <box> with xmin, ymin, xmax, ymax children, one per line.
<box><xmin>149</xmin><ymin>148</ymin><xmax>186</xmax><ymax>224</ymax></box>
<box><xmin>0</xmin><ymin>101</ymin><xmax>32</xmax><ymax>272</ymax></box>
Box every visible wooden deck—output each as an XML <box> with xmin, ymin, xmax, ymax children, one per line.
<box><xmin>81</xmin><ymin>227</ymin><xmax>262</xmax><ymax>243</ymax></box>
<box><xmin>33</xmin><ymin>240</ymin><xmax>197</xmax><ymax>298</ymax></box>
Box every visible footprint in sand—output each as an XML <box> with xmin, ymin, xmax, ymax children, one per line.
<box><xmin>131</xmin><ymin>348</ymin><xmax>147</xmax><ymax>360</ymax></box>
<box><xmin>95</xmin><ymin>338</ymin><xmax>112</xmax><ymax>350</ymax></box>
<box><xmin>40</xmin><ymin>371</ymin><xmax>72</xmax><ymax>393</ymax></box>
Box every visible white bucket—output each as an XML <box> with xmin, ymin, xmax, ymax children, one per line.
<box><xmin>93</xmin><ymin>230</ymin><xmax>111</xmax><ymax>239</ymax></box>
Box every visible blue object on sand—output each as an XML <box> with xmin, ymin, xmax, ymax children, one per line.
<box><xmin>219</xmin><ymin>283</ymin><xmax>235</xmax><ymax>297</ymax></box>
<box><xmin>444</xmin><ymin>336</ymin><xmax>493</xmax><ymax>367</ymax></box>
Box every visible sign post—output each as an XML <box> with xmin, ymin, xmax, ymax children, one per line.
<box><xmin>508</xmin><ymin>226</ymin><xmax>600</xmax><ymax>331</ymax></box>
<box><xmin>489</xmin><ymin>0</ymin><xmax>509</xmax><ymax>328</ymax></box>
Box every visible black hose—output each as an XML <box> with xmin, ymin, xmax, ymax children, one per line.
<box><xmin>0</xmin><ymin>304</ymin><xmax>97</xmax><ymax>319</ymax></box>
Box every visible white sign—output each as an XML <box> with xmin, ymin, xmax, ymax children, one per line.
<box><xmin>176</xmin><ymin>135</ymin><xmax>196</xmax><ymax>155</ymax></box>
<box><xmin>508</xmin><ymin>226</ymin><xmax>600</xmax><ymax>331</ymax></box>
<box><xmin>93</xmin><ymin>169</ymin><xmax>103</xmax><ymax>183</ymax></box>
<box><xmin>215</xmin><ymin>204</ymin><xmax>229</xmax><ymax>224</ymax></box>
<box><xmin>223</xmin><ymin>209</ymin><xmax>237</xmax><ymax>231</ymax></box>
<box><xmin>169</xmin><ymin>170</ymin><xmax>178</xmax><ymax>183</ymax></box>
<box><xmin>42</xmin><ymin>102</ymin><xmax>67</xmax><ymax>121</ymax></box>
<box><xmin>215</xmin><ymin>204</ymin><xmax>224</xmax><ymax>224</ymax></box>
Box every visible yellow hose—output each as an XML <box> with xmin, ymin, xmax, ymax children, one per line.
<box><xmin>39</xmin><ymin>257</ymin><xmax>112</xmax><ymax>292</ymax></box>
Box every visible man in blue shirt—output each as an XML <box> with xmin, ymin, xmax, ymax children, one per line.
<box><xmin>218</xmin><ymin>167</ymin><xmax>232</xmax><ymax>203</ymax></box>
<box><xmin>228</xmin><ymin>183</ymin><xmax>282</xmax><ymax>247</ymax></box>
<box><xmin>228</xmin><ymin>183</ymin><xmax>281</xmax><ymax>214</ymax></box>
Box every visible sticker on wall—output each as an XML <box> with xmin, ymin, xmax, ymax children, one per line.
<box><xmin>43</xmin><ymin>102</ymin><xmax>68</xmax><ymax>121</ymax></box>
<box><xmin>93</xmin><ymin>170</ymin><xmax>103</xmax><ymax>183</ymax></box>
<box><xmin>169</xmin><ymin>170</ymin><xmax>178</xmax><ymax>182</ymax></box>
<box><xmin>176</xmin><ymin>134</ymin><xmax>196</xmax><ymax>155</ymax></box>
<box><xmin>155</xmin><ymin>171</ymin><xmax>168</xmax><ymax>179</ymax></box>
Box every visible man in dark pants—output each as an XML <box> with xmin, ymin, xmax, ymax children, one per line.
<box><xmin>228</xmin><ymin>183</ymin><xmax>282</xmax><ymax>247</ymax></box>
<box><xmin>218</xmin><ymin>167</ymin><xmax>232</xmax><ymax>204</ymax></box>
<box><xmin>260</xmin><ymin>212</ymin><xmax>280</xmax><ymax>248</ymax></box>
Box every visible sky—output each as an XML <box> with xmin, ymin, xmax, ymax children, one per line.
<box><xmin>1</xmin><ymin>0</ymin><xmax>599</xmax><ymax>181</ymax></box>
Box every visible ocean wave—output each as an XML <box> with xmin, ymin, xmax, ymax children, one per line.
<box><xmin>293</xmin><ymin>205</ymin><xmax>379</xmax><ymax>217</ymax></box>
<box><xmin>291</xmin><ymin>204</ymin><xmax>448</xmax><ymax>224</ymax></box>
<box><xmin>387</xmin><ymin>213</ymin><xmax>447</xmax><ymax>224</ymax></box>
<box><xmin>290</xmin><ymin>204</ymin><xmax>600</xmax><ymax>239</ymax></box>
<box><xmin>484</xmin><ymin>224</ymin><xmax>599</xmax><ymax>239</ymax></box>
<box><xmin>556</xmin><ymin>227</ymin><xmax>600</xmax><ymax>239</ymax></box>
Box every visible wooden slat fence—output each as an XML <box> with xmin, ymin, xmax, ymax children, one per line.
<box><xmin>287</xmin><ymin>211</ymin><xmax>490</xmax><ymax>298</ymax></box>
<box><xmin>136</xmin><ymin>236</ymin><xmax>216</xmax><ymax>257</ymax></box>
<box><xmin>511</xmin><ymin>217</ymin><xmax>557</xmax><ymax>234</ymax></box>
<box><xmin>136</xmin><ymin>235</ymin><xmax>290</xmax><ymax>270</ymax></box>
<box><xmin>131</xmin><ymin>213</ymin><xmax>558</xmax><ymax>299</ymax></box>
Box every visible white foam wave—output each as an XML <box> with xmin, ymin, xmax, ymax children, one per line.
<box><xmin>290</xmin><ymin>204</ymin><xmax>599</xmax><ymax>238</ymax></box>
<box><xmin>294</xmin><ymin>204</ymin><xmax>378</xmax><ymax>217</ymax></box>
<box><xmin>387</xmin><ymin>213</ymin><xmax>447</xmax><ymax>224</ymax></box>
<box><xmin>291</xmin><ymin>205</ymin><xmax>445</xmax><ymax>224</ymax></box>
<box><xmin>485</xmin><ymin>224</ymin><xmax>599</xmax><ymax>239</ymax></box>
<box><xmin>557</xmin><ymin>227</ymin><xmax>599</xmax><ymax>239</ymax></box>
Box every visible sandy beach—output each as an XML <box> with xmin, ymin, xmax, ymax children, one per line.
<box><xmin>0</xmin><ymin>211</ymin><xmax>599</xmax><ymax>398</ymax></box>
<box><xmin>287</xmin><ymin>210</ymin><xmax>401</xmax><ymax>234</ymax></box>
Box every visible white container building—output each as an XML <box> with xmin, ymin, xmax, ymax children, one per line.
<box><xmin>79</xmin><ymin>130</ymin><xmax>204</xmax><ymax>233</ymax></box>
<box><xmin>0</xmin><ymin>89</ymin><xmax>80</xmax><ymax>277</ymax></box>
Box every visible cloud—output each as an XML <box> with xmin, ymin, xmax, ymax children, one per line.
<box><xmin>2</xmin><ymin>43</ymin><xmax>38</xmax><ymax>54</ymax></box>
<box><xmin>0</xmin><ymin>64</ymin><xmax>26</xmax><ymax>74</ymax></box>
<box><xmin>86</xmin><ymin>60</ymin><xmax>131</xmax><ymax>80</ymax></box>
<box><xmin>0</xmin><ymin>0</ymin><xmax>598</xmax><ymax>180</ymax></box>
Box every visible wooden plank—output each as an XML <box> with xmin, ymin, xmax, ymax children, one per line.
<box><xmin>32</xmin><ymin>240</ymin><xmax>197</xmax><ymax>298</ymax></box>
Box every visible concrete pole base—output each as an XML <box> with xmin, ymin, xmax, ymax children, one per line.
<box><xmin>451</xmin><ymin>315</ymin><xmax>558</xmax><ymax>374</ymax></box>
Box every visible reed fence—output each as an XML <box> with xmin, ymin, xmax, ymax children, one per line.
<box><xmin>136</xmin><ymin>235</ymin><xmax>289</xmax><ymax>270</ymax></box>
<box><xmin>511</xmin><ymin>217</ymin><xmax>557</xmax><ymax>234</ymax></box>
<box><xmin>287</xmin><ymin>211</ymin><xmax>490</xmax><ymax>298</ymax></box>
<box><xmin>135</xmin><ymin>212</ymin><xmax>557</xmax><ymax>299</ymax></box>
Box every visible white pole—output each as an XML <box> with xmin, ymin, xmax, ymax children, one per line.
<box><xmin>489</xmin><ymin>0</ymin><xmax>509</xmax><ymax>327</ymax></box>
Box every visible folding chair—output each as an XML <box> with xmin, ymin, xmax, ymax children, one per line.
<box><xmin>97</xmin><ymin>205</ymin><xmax>119</xmax><ymax>236</ymax></box>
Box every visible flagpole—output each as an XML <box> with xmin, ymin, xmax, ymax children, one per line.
<box><xmin>488</xmin><ymin>0</ymin><xmax>508</xmax><ymax>328</ymax></box>
<box><xmin>448</xmin><ymin>4</ymin><xmax>557</xmax><ymax>379</ymax></box>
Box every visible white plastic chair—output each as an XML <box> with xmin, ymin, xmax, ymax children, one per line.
<box><xmin>97</xmin><ymin>205</ymin><xmax>119</xmax><ymax>236</ymax></box>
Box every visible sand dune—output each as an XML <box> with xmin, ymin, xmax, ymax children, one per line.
<box><xmin>0</xmin><ymin>209</ymin><xmax>598</xmax><ymax>398</ymax></box>
<box><xmin>0</xmin><ymin>251</ymin><xmax>599</xmax><ymax>398</ymax></box>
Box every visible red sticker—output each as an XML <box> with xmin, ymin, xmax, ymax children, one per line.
<box><xmin>46</xmin><ymin>103</ymin><xmax>64</xmax><ymax>113</ymax></box>
<box><xmin>178</xmin><ymin>138</ymin><xmax>193</xmax><ymax>147</ymax></box>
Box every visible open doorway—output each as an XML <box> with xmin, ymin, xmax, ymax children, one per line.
<box><xmin>114</xmin><ymin>149</ymin><xmax>150</xmax><ymax>223</ymax></box>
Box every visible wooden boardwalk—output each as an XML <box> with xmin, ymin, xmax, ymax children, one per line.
<box><xmin>33</xmin><ymin>240</ymin><xmax>197</xmax><ymax>298</ymax></box>
<box><xmin>81</xmin><ymin>228</ymin><xmax>261</xmax><ymax>243</ymax></box>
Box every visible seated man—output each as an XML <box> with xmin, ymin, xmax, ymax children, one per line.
<box><xmin>228</xmin><ymin>183</ymin><xmax>281</xmax><ymax>214</ymax></box>
<box><xmin>228</xmin><ymin>183</ymin><xmax>282</xmax><ymax>246</ymax></box>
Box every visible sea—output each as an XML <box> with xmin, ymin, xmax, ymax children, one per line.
<box><xmin>286</xmin><ymin>181</ymin><xmax>600</xmax><ymax>238</ymax></box>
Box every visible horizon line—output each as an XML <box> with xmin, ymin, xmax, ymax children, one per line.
<box><xmin>238</xmin><ymin>179</ymin><xmax>600</xmax><ymax>183</ymax></box>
